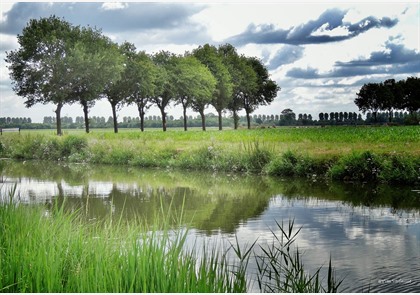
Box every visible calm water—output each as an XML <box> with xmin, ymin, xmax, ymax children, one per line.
<box><xmin>1</xmin><ymin>160</ymin><xmax>419</xmax><ymax>292</ymax></box>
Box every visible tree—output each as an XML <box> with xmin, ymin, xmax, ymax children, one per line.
<box><xmin>243</xmin><ymin>56</ymin><xmax>279</xmax><ymax>129</ymax></box>
<box><xmin>186</xmin><ymin>56</ymin><xmax>217</xmax><ymax>131</ymax></box>
<box><xmin>100</xmin><ymin>41</ymin><xmax>132</xmax><ymax>133</ymax></box>
<box><xmin>150</xmin><ymin>51</ymin><xmax>176</xmax><ymax>131</ymax></box>
<box><xmin>193</xmin><ymin>44</ymin><xmax>233</xmax><ymax>130</ymax></box>
<box><xmin>355</xmin><ymin>82</ymin><xmax>386</xmax><ymax>122</ymax></box>
<box><xmin>5</xmin><ymin>16</ymin><xmax>79</xmax><ymax>135</ymax></box>
<box><xmin>218</xmin><ymin>44</ymin><xmax>244</xmax><ymax>129</ymax></box>
<box><xmin>403</xmin><ymin>77</ymin><xmax>420</xmax><ymax>116</ymax></box>
<box><xmin>119</xmin><ymin>45</ymin><xmax>157</xmax><ymax>132</ymax></box>
<box><xmin>280</xmin><ymin>109</ymin><xmax>296</xmax><ymax>125</ymax></box>
<box><xmin>172</xmin><ymin>54</ymin><xmax>194</xmax><ymax>131</ymax></box>
<box><xmin>378</xmin><ymin>80</ymin><xmax>397</xmax><ymax>122</ymax></box>
<box><xmin>69</xmin><ymin>28</ymin><xmax>123</xmax><ymax>133</ymax></box>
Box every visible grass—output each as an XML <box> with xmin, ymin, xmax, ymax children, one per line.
<box><xmin>0</xmin><ymin>126</ymin><xmax>419</xmax><ymax>183</ymax></box>
<box><xmin>0</xmin><ymin>187</ymin><xmax>245</xmax><ymax>293</ymax></box>
<box><xmin>0</xmin><ymin>186</ymin><xmax>344</xmax><ymax>293</ymax></box>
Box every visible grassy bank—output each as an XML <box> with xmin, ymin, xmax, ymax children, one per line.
<box><xmin>0</xmin><ymin>189</ymin><xmax>342</xmax><ymax>293</ymax></box>
<box><xmin>0</xmin><ymin>126</ymin><xmax>419</xmax><ymax>184</ymax></box>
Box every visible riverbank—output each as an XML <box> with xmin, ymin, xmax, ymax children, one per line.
<box><xmin>0</xmin><ymin>126</ymin><xmax>419</xmax><ymax>184</ymax></box>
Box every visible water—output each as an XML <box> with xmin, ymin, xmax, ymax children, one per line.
<box><xmin>1</xmin><ymin>160</ymin><xmax>419</xmax><ymax>292</ymax></box>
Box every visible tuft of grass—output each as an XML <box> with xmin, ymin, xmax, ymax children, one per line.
<box><xmin>242</xmin><ymin>140</ymin><xmax>273</xmax><ymax>173</ymax></box>
<box><xmin>255</xmin><ymin>219</ymin><xmax>343</xmax><ymax>293</ymax></box>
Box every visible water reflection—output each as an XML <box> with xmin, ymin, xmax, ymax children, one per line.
<box><xmin>1</xmin><ymin>159</ymin><xmax>419</xmax><ymax>292</ymax></box>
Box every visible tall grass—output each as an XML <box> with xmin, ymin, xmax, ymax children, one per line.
<box><xmin>0</xmin><ymin>193</ymin><xmax>244</xmax><ymax>292</ymax></box>
<box><xmin>0</xmin><ymin>187</ymin><xmax>344</xmax><ymax>293</ymax></box>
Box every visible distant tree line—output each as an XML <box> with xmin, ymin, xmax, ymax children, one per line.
<box><xmin>3</xmin><ymin>109</ymin><xmax>418</xmax><ymax>130</ymax></box>
<box><xmin>355</xmin><ymin>77</ymin><xmax>420</xmax><ymax>124</ymax></box>
<box><xmin>5</xmin><ymin>16</ymin><xmax>279</xmax><ymax>136</ymax></box>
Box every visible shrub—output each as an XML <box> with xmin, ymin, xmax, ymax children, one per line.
<box><xmin>265</xmin><ymin>151</ymin><xmax>299</xmax><ymax>177</ymax></box>
<box><xmin>379</xmin><ymin>154</ymin><xmax>419</xmax><ymax>184</ymax></box>
<box><xmin>329</xmin><ymin>151</ymin><xmax>382</xmax><ymax>182</ymax></box>
<box><xmin>61</xmin><ymin>135</ymin><xmax>88</xmax><ymax>157</ymax></box>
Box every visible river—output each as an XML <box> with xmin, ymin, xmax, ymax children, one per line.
<box><xmin>1</xmin><ymin>160</ymin><xmax>419</xmax><ymax>292</ymax></box>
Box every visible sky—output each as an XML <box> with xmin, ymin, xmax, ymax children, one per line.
<box><xmin>0</xmin><ymin>1</ymin><xmax>419</xmax><ymax>123</ymax></box>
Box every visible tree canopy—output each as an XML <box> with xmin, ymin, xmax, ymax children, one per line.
<box><xmin>5</xmin><ymin>16</ymin><xmax>79</xmax><ymax>135</ymax></box>
<box><xmin>355</xmin><ymin>77</ymin><xmax>419</xmax><ymax>123</ymax></box>
<box><xmin>6</xmin><ymin>16</ymin><xmax>282</xmax><ymax>133</ymax></box>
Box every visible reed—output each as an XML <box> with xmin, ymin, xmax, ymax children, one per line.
<box><xmin>0</xmin><ymin>195</ymin><xmax>244</xmax><ymax>292</ymax></box>
<box><xmin>255</xmin><ymin>219</ymin><xmax>343</xmax><ymax>293</ymax></box>
<box><xmin>0</xmin><ymin>187</ymin><xmax>344</xmax><ymax>293</ymax></box>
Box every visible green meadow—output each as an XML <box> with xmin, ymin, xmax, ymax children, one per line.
<box><xmin>1</xmin><ymin>126</ymin><xmax>419</xmax><ymax>183</ymax></box>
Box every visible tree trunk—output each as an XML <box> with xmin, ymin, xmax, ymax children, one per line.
<box><xmin>160</xmin><ymin>107</ymin><xmax>167</xmax><ymax>132</ymax></box>
<box><xmin>233</xmin><ymin>110</ymin><xmax>239</xmax><ymax>130</ymax></box>
<box><xmin>55</xmin><ymin>102</ymin><xmax>63</xmax><ymax>136</ymax></box>
<box><xmin>246</xmin><ymin>109</ymin><xmax>251</xmax><ymax>129</ymax></box>
<box><xmin>183</xmin><ymin>106</ymin><xmax>188</xmax><ymax>131</ymax></box>
<box><xmin>200</xmin><ymin>110</ymin><xmax>206</xmax><ymax>131</ymax></box>
<box><xmin>137</xmin><ymin>104</ymin><xmax>145</xmax><ymax>132</ymax></box>
<box><xmin>111</xmin><ymin>103</ymin><xmax>118</xmax><ymax>133</ymax></box>
<box><xmin>140</xmin><ymin>113</ymin><xmax>145</xmax><ymax>132</ymax></box>
<box><xmin>82</xmin><ymin>103</ymin><xmax>90</xmax><ymax>134</ymax></box>
<box><xmin>217</xmin><ymin>109</ymin><xmax>223</xmax><ymax>131</ymax></box>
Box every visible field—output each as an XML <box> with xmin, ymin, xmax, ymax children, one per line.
<box><xmin>1</xmin><ymin>126</ymin><xmax>419</xmax><ymax>183</ymax></box>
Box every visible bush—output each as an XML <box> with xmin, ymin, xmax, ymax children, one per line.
<box><xmin>61</xmin><ymin>135</ymin><xmax>88</xmax><ymax>157</ymax></box>
<box><xmin>265</xmin><ymin>151</ymin><xmax>299</xmax><ymax>177</ymax></box>
<box><xmin>328</xmin><ymin>151</ymin><xmax>420</xmax><ymax>184</ymax></box>
<box><xmin>328</xmin><ymin>151</ymin><xmax>382</xmax><ymax>182</ymax></box>
<box><xmin>379</xmin><ymin>154</ymin><xmax>419</xmax><ymax>184</ymax></box>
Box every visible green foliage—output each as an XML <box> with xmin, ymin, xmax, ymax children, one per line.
<box><xmin>328</xmin><ymin>151</ymin><xmax>420</xmax><ymax>184</ymax></box>
<box><xmin>329</xmin><ymin>151</ymin><xmax>384</xmax><ymax>182</ymax></box>
<box><xmin>193</xmin><ymin>44</ymin><xmax>233</xmax><ymax>130</ymax></box>
<box><xmin>355</xmin><ymin>77</ymin><xmax>420</xmax><ymax>122</ymax></box>
<box><xmin>61</xmin><ymin>135</ymin><xmax>88</xmax><ymax>157</ymax></box>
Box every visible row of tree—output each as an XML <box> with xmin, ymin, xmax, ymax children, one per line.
<box><xmin>0</xmin><ymin>117</ymin><xmax>32</xmax><ymax>124</ymax></box>
<box><xmin>3</xmin><ymin>109</ymin><xmax>418</xmax><ymax>131</ymax></box>
<box><xmin>6</xmin><ymin>16</ymin><xmax>279</xmax><ymax>136</ymax></box>
<box><xmin>355</xmin><ymin>77</ymin><xmax>419</xmax><ymax>123</ymax></box>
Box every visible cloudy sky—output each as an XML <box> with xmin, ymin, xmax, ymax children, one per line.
<box><xmin>0</xmin><ymin>1</ymin><xmax>419</xmax><ymax>123</ymax></box>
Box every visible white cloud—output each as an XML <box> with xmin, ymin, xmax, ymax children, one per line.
<box><xmin>101</xmin><ymin>2</ymin><xmax>129</xmax><ymax>11</ymax></box>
